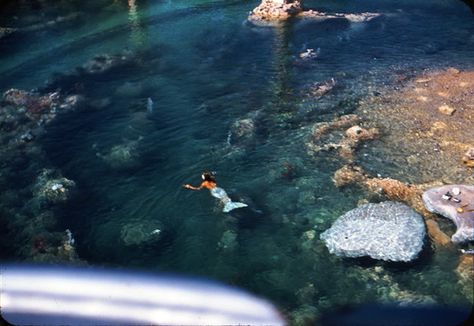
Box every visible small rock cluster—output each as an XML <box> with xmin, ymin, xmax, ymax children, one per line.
<box><xmin>307</xmin><ymin>114</ymin><xmax>379</xmax><ymax>162</ymax></box>
<box><xmin>3</xmin><ymin>88</ymin><xmax>84</xmax><ymax>127</ymax></box>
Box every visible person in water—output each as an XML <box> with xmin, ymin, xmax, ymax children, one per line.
<box><xmin>183</xmin><ymin>172</ymin><xmax>248</xmax><ymax>213</ymax></box>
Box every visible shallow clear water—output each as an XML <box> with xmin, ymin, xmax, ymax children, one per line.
<box><xmin>1</xmin><ymin>0</ymin><xmax>473</xmax><ymax>321</ymax></box>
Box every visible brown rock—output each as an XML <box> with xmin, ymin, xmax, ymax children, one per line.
<box><xmin>425</xmin><ymin>219</ymin><xmax>451</xmax><ymax>246</ymax></box>
<box><xmin>447</xmin><ymin>67</ymin><xmax>460</xmax><ymax>75</ymax></box>
<box><xmin>462</xmin><ymin>147</ymin><xmax>474</xmax><ymax>168</ymax></box>
<box><xmin>364</xmin><ymin>177</ymin><xmax>432</xmax><ymax>217</ymax></box>
<box><xmin>345</xmin><ymin>125</ymin><xmax>379</xmax><ymax>141</ymax></box>
<box><xmin>332</xmin><ymin>165</ymin><xmax>366</xmax><ymax>188</ymax></box>
<box><xmin>438</xmin><ymin>105</ymin><xmax>456</xmax><ymax>116</ymax></box>
<box><xmin>248</xmin><ymin>0</ymin><xmax>302</xmax><ymax>25</ymax></box>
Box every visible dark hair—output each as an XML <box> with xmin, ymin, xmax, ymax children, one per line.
<box><xmin>202</xmin><ymin>171</ymin><xmax>216</xmax><ymax>182</ymax></box>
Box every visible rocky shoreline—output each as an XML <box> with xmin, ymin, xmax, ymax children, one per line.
<box><xmin>313</xmin><ymin>68</ymin><xmax>474</xmax><ymax>309</ymax></box>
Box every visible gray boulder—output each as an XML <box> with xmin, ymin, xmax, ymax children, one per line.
<box><xmin>320</xmin><ymin>201</ymin><xmax>426</xmax><ymax>262</ymax></box>
<box><xmin>422</xmin><ymin>185</ymin><xmax>474</xmax><ymax>243</ymax></box>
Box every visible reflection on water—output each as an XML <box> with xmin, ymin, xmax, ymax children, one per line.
<box><xmin>128</xmin><ymin>0</ymin><xmax>147</xmax><ymax>48</ymax></box>
<box><xmin>0</xmin><ymin>0</ymin><xmax>473</xmax><ymax>323</ymax></box>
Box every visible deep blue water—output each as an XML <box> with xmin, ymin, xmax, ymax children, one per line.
<box><xmin>1</xmin><ymin>0</ymin><xmax>473</xmax><ymax>321</ymax></box>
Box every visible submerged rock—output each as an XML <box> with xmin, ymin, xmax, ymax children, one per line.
<box><xmin>218</xmin><ymin>230</ymin><xmax>238</xmax><ymax>250</ymax></box>
<box><xmin>120</xmin><ymin>221</ymin><xmax>162</xmax><ymax>246</ymax></box>
<box><xmin>227</xmin><ymin>111</ymin><xmax>266</xmax><ymax>149</ymax></box>
<box><xmin>456</xmin><ymin>254</ymin><xmax>474</xmax><ymax>302</ymax></box>
<box><xmin>96</xmin><ymin>136</ymin><xmax>143</xmax><ymax>169</ymax></box>
<box><xmin>80</xmin><ymin>53</ymin><xmax>132</xmax><ymax>75</ymax></box>
<box><xmin>298</xmin><ymin>10</ymin><xmax>381</xmax><ymax>22</ymax></box>
<box><xmin>422</xmin><ymin>185</ymin><xmax>474</xmax><ymax>243</ymax></box>
<box><xmin>320</xmin><ymin>201</ymin><xmax>426</xmax><ymax>262</ymax></box>
<box><xmin>0</xmin><ymin>27</ymin><xmax>17</xmax><ymax>39</ymax></box>
<box><xmin>115</xmin><ymin>81</ymin><xmax>144</xmax><ymax>98</ymax></box>
<box><xmin>229</xmin><ymin>118</ymin><xmax>256</xmax><ymax>146</ymax></box>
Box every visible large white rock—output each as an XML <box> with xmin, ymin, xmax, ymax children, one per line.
<box><xmin>320</xmin><ymin>201</ymin><xmax>426</xmax><ymax>262</ymax></box>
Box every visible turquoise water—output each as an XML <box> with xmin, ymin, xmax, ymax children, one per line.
<box><xmin>1</xmin><ymin>0</ymin><xmax>473</xmax><ymax>322</ymax></box>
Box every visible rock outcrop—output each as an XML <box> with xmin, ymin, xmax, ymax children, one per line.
<box><xmin>248</xmin><ymin>0</ymin><xmax>302</xmax><ymax>26</ymax></box>
<box><xmin>320</xmin><ymin>201</ymin><xmax>426</xmax><ymax>262</ymax></box>
<box><xmin>422</xmin><ymin>185</ymin><xmax>474</xmax><ymax>243</ymax></box>
<box><xmin>247</xmin><ymin>0</ymin><xmax>381</xmax><ymax>26</ymax></box>
<box><xmin>307</xmin><ymin>114</ymin><xmax>379</xmax><ymax>162</ymax></box>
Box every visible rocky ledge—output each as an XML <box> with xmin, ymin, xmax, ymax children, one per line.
<box><xmin>422</xmin><ymin>185</ymin><xmax>474</xmax><ymax>243</ymax></box>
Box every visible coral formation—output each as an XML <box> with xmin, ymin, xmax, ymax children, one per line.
<box><xmin>33</xmin><ymin>169</ymin><xmax>76</xmax><ymax>206</ymax></box>
<box><xmin>320</xmin><ymin>201</ymin><xmax>426</xmax><ymax>262</ymax></box>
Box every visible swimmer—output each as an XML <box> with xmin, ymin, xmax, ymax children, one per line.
<box><xmin>183</xmin><ymin>171</ymin><xmax>248</xmax><ymax>213</ymax></box>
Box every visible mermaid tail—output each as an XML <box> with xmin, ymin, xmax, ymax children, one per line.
<box><xmin>223</xmin><ymin>201</ymin><xmax>248</xmax><ymax>213</ymax></box>
<box><xmin>211</xmin><ymin>187</ymin><xmax>248</xmax><ymax>212</ymax></box>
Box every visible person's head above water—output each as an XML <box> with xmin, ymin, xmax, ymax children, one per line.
<box><xmin>201</xmin><ymin>171</ymin><xmax>216</xmax><ymax>183</ymax></box>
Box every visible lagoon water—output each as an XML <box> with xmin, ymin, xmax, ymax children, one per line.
<box><xmin>1</xmin><ymin>0</ymin><xmax>473</xmax><ymax>321</ymax></box>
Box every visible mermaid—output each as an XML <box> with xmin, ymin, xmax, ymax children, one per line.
<box><xmin>183</xmin><ymin>171</ymin><xmax>248</xmax><ymax>213</ymax></box>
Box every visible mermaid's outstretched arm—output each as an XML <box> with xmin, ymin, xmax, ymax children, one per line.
<box><xmin>183</xmin><ymin>183</ymin><xmax>202</xmax><ymax>190</ymax></box>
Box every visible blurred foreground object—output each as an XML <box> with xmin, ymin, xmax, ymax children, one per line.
<box><xmin>1</xmin><ymin>264</ymin><xmax>285</xmax><ymax>325</ymax></box>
